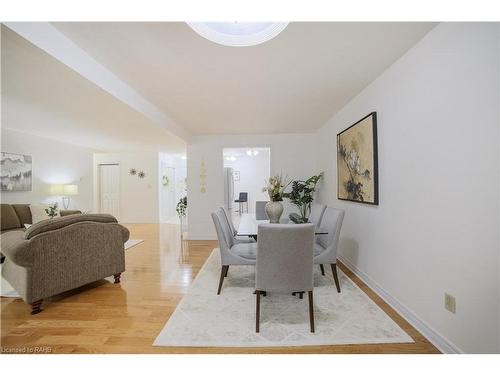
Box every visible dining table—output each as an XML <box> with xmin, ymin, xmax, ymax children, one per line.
<box><xmin>237</xmin><ymin>213</ymin><xmax>328</xmax><ymax>240</ymax></box>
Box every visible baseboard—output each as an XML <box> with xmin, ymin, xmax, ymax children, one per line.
<box><xmin>338</xmin><ymin>255</ymin><xmax>464</xmax><ymax>354</ymax></box>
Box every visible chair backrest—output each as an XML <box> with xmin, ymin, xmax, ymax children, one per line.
<box><xmin>211</xmin><ymin>208</ymin><xmax>235</xmax><ymax>263</ymax></box>
<box><xmin>238</xmin><ymin>192</ymin><xmax>248</xmax><ymax>202</ymax></box>
<box><xmin>255</xmin><ymin>201</ymin><xmax>269</xmax><ymax>220</ymax></box>
<box><xmin>309</xmin><ymin>203</ymin><xmax>326</xmax><ymax>228</ymax></box>
<box><xmin>256</xmin><ymin>223</ymin><xmax>315</xmax><ymax>293</ymax></box>
<box><xmin>221</xmin><ymin>206</ymin><xmax>237</xmax><ymax>236</ymax></box>
<box><xmin>316</xmin><ymin>207</ymin><xmax>345</xmax><ymax>261</ymax></box>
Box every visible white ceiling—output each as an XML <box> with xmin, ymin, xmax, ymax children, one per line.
<box><xmin>53</xmin><ymin>22</ymin><xmax>436</xmax><ymax>135</ymax></box>
<box><xmin>1</xmin><ymin>26</ymin><xmax>186</xmax><ymax>153</ymax></box>
<box><xmin>2</xmin><ymin>22</ymin><xmax>436</xmax><ymax>153</ymax></box>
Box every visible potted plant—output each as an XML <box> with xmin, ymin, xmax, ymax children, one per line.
<box><xmin>262</xmin><ymin>174</ymin><xmax>290</xmax><ymax>223</ymax></box>
<box><xmin>285</xmin><ymin>173</ymin><xmax>323</xmax><ymax>223</ymax></box>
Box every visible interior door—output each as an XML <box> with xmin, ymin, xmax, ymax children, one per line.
<box><xmin>99</xmin><ymin>164</ymin><xmax>120</xmax><ymax>220</ymax></box>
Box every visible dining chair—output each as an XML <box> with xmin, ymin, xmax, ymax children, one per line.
<box><xmin>255</xmin><ymin>223</ymin><xmax>316</xmax><ymax>333</ymax></box>
<box><xmin>234</xmin><ymin>192</ymin><xmax>248</xmax><ymax>213</ymax></box>
<box><xmin>309</xmin><ymin>203</ymin><xmax>326</xmax><ymax>228</ymax></box>
<box><xmin>313</xmin><ymin>207</ymin><xmax>345</xmax><ymax>292</ymax></box>
<box><xmin>221</xmin><ymin>206</ymin><xmax>255</xmax><ymax>244</ymax></box>
<box><xmin>211</xmin><ymin>208</ymin><xmax>256</xmax><ymax>295</ymax></box>
<box><xmin>255</xmin><ymin>201</ymin><xmax>268</xmax><ymax>220</ymax></box>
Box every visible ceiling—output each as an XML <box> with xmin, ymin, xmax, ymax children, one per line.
<box><xmin>1</xmin><ymin>26</ymin><xmax>186</xmax><ymax>153</ymax></box>
<box><xmin>2</xmin><ymin>22</ymin><xmax>436</xmax><ymax>152</ymax></box>
<box><xmin>53</xmin><ymin>22</ymin><xmax>436</xmax><ymax>135</ymax></box>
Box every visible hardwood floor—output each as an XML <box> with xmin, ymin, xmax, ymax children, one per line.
<box><xmin>0</xmin><ymin>223</ymin><xmax>439</xmax><ymax>354</ymax></box>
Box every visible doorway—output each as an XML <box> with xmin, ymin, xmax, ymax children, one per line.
<box><xmin>98</xmin><ymin>164</ymin><xmax>120</xmax><ymax>219</ymax></box>
<box><xmin>222</xmin><ymin>147</ymin><xmax>271</xmax><ymax>217</ymax></box>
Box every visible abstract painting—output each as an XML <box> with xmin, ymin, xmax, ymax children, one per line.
<box><xmin>337</xmin><ymin>112</ymin><xmax>378</xmax><ymax>205</ymax></box>
<box><xmin>1</xmin><ymin>152</ymin><xmax>33</xmax><ymax>192</ymax></box>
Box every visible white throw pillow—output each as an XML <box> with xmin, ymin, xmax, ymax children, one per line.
<box><xmin>29</xmin><ymin>204</ymin><xmax>59</xmax><ymax>224</ymax></box>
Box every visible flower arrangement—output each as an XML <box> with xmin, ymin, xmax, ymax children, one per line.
<box><xmin>45</xmin><ymin>202</ymin><xmax>59</xmax><ymax>218</ymax></box>
<box><xmin>262</xmin><ymin>174</ymin><xmax>290</xmax><ymax>202</ymax></box>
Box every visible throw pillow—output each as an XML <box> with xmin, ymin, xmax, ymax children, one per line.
<box><xmin>29</xmin><ymin>204</ymin><xmax>59</xmax><ymax>224</ymax></box>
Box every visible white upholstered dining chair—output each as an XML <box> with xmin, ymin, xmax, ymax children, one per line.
<box><xmin>221</xmin><ymin>207</ymin><xmax>255</xmax><ymax>244</ymax></box>
<box><xmin>255</xmin><ymin>223</ymin><xmax>316</xmax><ymax>333</ymax></box>
<box><xmin>314</xmin><ymin>207</ymin><xmax>345</xmax><ymax>292</ymax></box>
<box><xmin>309</xmin><ymin>203</ymin><xmax>326</xmax><ymax>228</ymax></box>
<box><xmin>211</xmin><ymin>208</ymin><xmax>256</xmax><ymax>295</ymax></box>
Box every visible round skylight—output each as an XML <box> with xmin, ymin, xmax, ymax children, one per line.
<box><xmin>187</xmin><ymin>22</ymin><xmax>289</xmax><ymax>47</ymax></box>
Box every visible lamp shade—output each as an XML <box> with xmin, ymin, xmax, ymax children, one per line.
<box><xmin>49</xmin><ymin>184</ymin><xmax>78</xmax><ymax>195</ymax></box>
<box><xmin>49</xmin><ymin>184</ymin><xmax>64</xmax><ymax>195</ymax></box>
<box><xmin>62</xmin><ymin>184</ymin><xmax>78</xmax><ymax>195</ymax></box>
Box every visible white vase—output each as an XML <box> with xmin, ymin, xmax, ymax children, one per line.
<box><xmin>265</xmin><ymin>201</ymin><xmax>284</xmax><ymax>224</ymax></box>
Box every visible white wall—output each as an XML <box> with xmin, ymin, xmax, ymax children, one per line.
<box><xmin>187</xmin><ymin>134</ymin><xmax>318</xmax><ymax>239</ymax></box>
<box><xmin>1</xmin><ymin>128</ymin><xmax>94</xmax><ymax>211</ymax></box>
<box><xmin>223</xmin><ymin>148</ymin><xmax>270</xmax><ymax>213</ymax></box>
<box><xmin>315</xmin><ymin>23</ymin><xmax>499</xmax><ymax>353</ymax></box>
<box><xmin>93</xmin><ymin>152</ymin><xmax>159</xmax><ymax>223</ymax></box>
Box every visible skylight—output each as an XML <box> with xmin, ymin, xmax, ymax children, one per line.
<box><xmin>187</xmin><ymin>22</ymin><xmax>288</xmax><ymax>47</ymax></box>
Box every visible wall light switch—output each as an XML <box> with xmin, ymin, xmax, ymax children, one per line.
<box><xmin>445</xmin><ymin>293</ymin><xmax>456</xmax><ymax>314</ymax></box>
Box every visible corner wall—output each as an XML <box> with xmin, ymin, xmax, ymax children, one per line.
<box><xmin>93</xmin><ymin>152</ymin><xmax>159</xmax><ymax>223</ymax></box>
<box><xmin>315</xmin><ymin>23</ymin><xmax>500</xmax><ymax>353</ymax></box>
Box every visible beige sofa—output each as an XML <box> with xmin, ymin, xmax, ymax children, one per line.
<box><xmin>1</xmin><ymin>212</ymin><xmax>129</xmax><ymax>314</ymax></box>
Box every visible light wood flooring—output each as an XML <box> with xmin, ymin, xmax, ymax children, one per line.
<box><xmin>0</xmin><ymin>223</ymin><xmax>439</xmax><ymax>354</ymax></box>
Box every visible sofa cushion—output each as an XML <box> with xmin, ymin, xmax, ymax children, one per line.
<box><xmin>30</xmin><ymin>204</ymin><xmax>58</xmax><ymax>224</ymax></box>
<box><xmin>1</xmin><ymin>204</ymin><xmax>21</xmax><ymax>231</ymax></box>
<box><xmin>12</xmin><ymin>204</ymin><xmax>32</xmax><ymax>225</ymax></box>
<box><xmin>231</xmin><ymin>242</ymin><xmax>257</xmax><ymax>260</ymax></box>
<box><xmin>25</xmin><ymin>213</ymin><xmax>118</xmax><ymax>240</ymax></box>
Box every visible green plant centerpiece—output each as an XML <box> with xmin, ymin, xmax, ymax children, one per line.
<box><xmin>45</xmin><ymin>202</ymin><xmax>59</xmax><ymax>218</ymax></box>
<box><xmin>262</xmin><ymin>174</ymin><xmax>290</xmax><ymax>223</ymax></box>
<box><xmin>285</xmin><ymin>172</ymin><xmax>323</xmax><ymax>223</ymax></box>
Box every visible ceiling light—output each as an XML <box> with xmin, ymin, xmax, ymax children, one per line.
<box><xmin>246</xmin><ymin>150</ymin><xmax>252</xmax><ymax>156</ymax></box>
<box><xmin>253</xmin><ymin>150</ymin><xmax>259</xmax><ymax>156</ymax></box>
<box><xmin>187</xmin><ymin>22</ymin><xmax>288</xmax><ymax>47</ymax></box>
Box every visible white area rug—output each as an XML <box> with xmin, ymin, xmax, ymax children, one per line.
<box><xmin>153</xmin><ymin>249</ymin><xmax>413</xmax><ymax>347</ymax></box>
<box><xmin>1</xmin><ymin>239</ymin><xmax>144</xmax><ymax>297</ymax></box>
<box><xmin>0</xmin><ymin>264</ymin><xmax>20</xmax><ymax>297</ymax></box>
<box><xmin>124</xmin><ymin>239</ymin><xmax>144</xmax><ymax>250</ymax></box>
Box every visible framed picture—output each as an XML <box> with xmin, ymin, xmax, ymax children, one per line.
<box><xmin>1</xmin><ymin>152</ymin><xmax>33</xmax><ymax>192</ymax></box>
<box><xmin>233</xmin><ymin>170</ymin><xmax>240</xmax><ymax>181</ymax></box>
<box><xmin>337</xmin><ymin>112</ymin><xmax>378</xmax><ymax>205</ymax></box>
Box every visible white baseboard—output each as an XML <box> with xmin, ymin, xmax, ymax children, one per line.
<box><xmin>338</xmin><ymin>255</ymin><xmax>464</xmax><ymax>354</ymax></box>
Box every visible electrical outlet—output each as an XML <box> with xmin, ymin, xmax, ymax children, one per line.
<box><xmin>445</xmin><ymin>293</ymin><xmax>456</xmax><ymax>314</ymax></box>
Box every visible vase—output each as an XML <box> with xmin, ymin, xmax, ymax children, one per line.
<box><xmin>265</xmin><ymin>201</ymin><xmax>284</xmax><ymax>224</ymax></box>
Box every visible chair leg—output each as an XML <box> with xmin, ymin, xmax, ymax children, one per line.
<box><xmin>217</xmin><ymin>266</ymin><xmax>228</xmax><ymax>294</ymax></box>
<box><xmin>331</xmin><ymin>264</ymin><xmax>341</xmax><ymax>293</ymax></box>
<box><xmin>224</xmin><ymin>266</ymin><xmax>229</xmax><ymax>277</ymax></box>
<box><xmin>308</xmin><ymin>291</ymin><xmax>315</xmax><ymax>333</ymax></box>
<box><xmin>319</xmin><ymin>264</ymin><xmax>325</xmax><ymax>276</ymax></box>
<box><xmin>31</xmin><ymin>299</ymin><xmax>43</xmax><ymax>315</ymax></box>
<box><xmin>256</xmin><ymin>290</ymin><xmax>261</xmax><ymax>333</ymax></box>
<box><xmin>113</xmin><ymin>273</ymin><xmax>121</xmax><ymax>284</ymax></box>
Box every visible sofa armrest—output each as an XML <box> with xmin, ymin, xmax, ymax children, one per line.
<box><xmin>0</xmin><ymin>230</ymin><xmax>33</xmax><ymax>267</ymax></box>
<box><xmin>114</xmin><ymin>223</ymin><xmax>130</xmax><ymax>243</ymax></box>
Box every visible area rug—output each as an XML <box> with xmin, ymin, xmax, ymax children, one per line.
<box><xmin>124</xmin><ymin>239</ymin><xmax>144</xmax><ymax>250</ymax></box>
<box><xmin>153</xmin><ymin>249</ymin><xmax>413</xmax><ymax>347</ymax></box>
<box><xmin>1</xmin><ymin>240</ymin><xmax>144</xmax><ymax>297</ymax></box>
